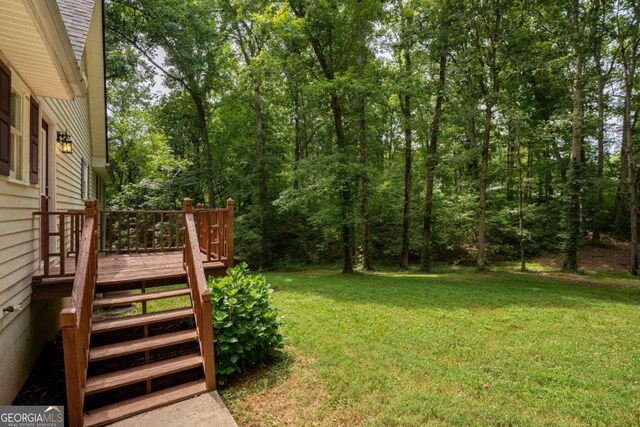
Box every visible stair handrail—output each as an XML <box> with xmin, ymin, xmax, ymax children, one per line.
<box><xmin>183</xmin><ymin>198</ymin><xmax>217</xmax><ymax>391</ymax></box>
<box><xmin>60</xmin><ymin>200</ymin><xmax>98</xmax><ymax>427</ymax></box>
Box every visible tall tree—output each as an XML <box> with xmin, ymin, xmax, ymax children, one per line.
<box><xmin>397</xmin><ymin>0</ymin><xmax>416</xmax><ymax>269</ymax></box>
<box><xmin>563</xmin><ymin>0</ymin><xmax>586</xmax><ymax>272</ymax></box>
<box><xmin>469</xmin><ymin>0</ymin><xmax>513</xmax><ymax>271</ymax></box>
<box><xmin>289</xmin><ymin>0</ymin><xmax>357</xmax><ymax>273</ymax></box>
<box><xmin>355</xmin><ymin>0</ymin><xmax>376</xmax><ymax>271</ymax></box>
<box><xmin>615</xmin><ymin>0</ymin><xmax>640</xmax><ymax>274</ymax></box>
<box><xmin>106</xmin><ymin>0</ymin><xmax>228</xmax><ymax>207</ymax></box>
<box><xmin>421</xmin><ymin>1</ymin><xmax>452</xmax><ymax>272</ymax></box>
<box><xmin>590</xmin><ymin>0</ymin><xmax>616</xmax><ymax>244</ymax></box>
<box><xmin>222</xmin><ymin>0</ymin><xmax>270</xmax><ymax>269</ymax></box>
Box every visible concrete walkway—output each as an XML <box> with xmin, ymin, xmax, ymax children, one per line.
<box><xmin>108</xmin><ymin>391</ymin><xmax>238</xmax><ymax>427</ymax></box>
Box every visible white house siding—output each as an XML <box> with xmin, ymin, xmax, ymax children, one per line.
<box><xmin>0</xmin><ymin>58</ymin><xmax>99</xmax><ymax>403</ymax></box>
<box><xmin>0</xmin><ymin>176</ymin><xmax>42</xmax><ymax>405</ymax></box>
<box><xmin>0</xmin><ymin>49</ymin><xmax>45</xmax><ymax>401</ymax></box>
<box><xmin>40</xmin><ymin>94</ymin><xmax>97</xmax><ymax>210</ymax></box>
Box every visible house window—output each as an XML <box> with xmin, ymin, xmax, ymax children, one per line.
<box><xmin>10</xmin><ymin>89</ymin><xmax>22</xmax><ymax>179</ymax></box>
<box><xmin>0</xmin><ymin>63</ymin><xmax>38</xmax><ymax>183</ymax></box>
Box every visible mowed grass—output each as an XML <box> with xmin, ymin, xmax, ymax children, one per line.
<box><xmin>222</xmin><ymin>268</ymin><xmax>640</xmax><ymax>426</ymax></box>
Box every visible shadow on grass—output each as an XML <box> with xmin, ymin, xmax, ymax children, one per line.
<box><xmin>266</xmin><ymin>268</ymin><xmax>640</xmax><ymax>310</ymax></box>
<box><xmin>219</xmin><ymin>351</ymin><xmax>295</xmax><ymax>393</ymax></box>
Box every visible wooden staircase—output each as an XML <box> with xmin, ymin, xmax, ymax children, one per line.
<box><xmin>59</xmin><ymin>199</ymin><xmax>228</xmax><ymax>426</ymax></box>
<box><xmin>83</xmin><ymin>282</ymin><xmax>206</xmax><ymax>426</ymax></box>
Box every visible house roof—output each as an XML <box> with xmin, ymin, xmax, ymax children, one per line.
<box><xmin>0</xmin><ymin>0</ymin><xmax>85</xmax><ymax>98</ymax></box>
<box><xmin>57</xmin><ymin>0</ymin><xmax>96</xmax><ymax>63</ymax></box>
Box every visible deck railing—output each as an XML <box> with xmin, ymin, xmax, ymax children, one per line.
<box><xmin>194</xmin><ymin>199</ymin><xmax>234</xmax><ymax>267</ymax></box>
<box><xmin>99</xmin><ymin>210</ymin><xmax>184</xmax><ymax>253</ymax></box>
<box><xmin>59</xmin><ymin>200</ymin><xmax>98</xmax><ymax>427</ymax></box>
<box><xmin>183</xmin><ymin>198</ymin><xmax>216</xmax><ymax>391</ymax></box>
<box><xmin>33</xmin><ymin>210</ymin><xmax>85</xmax><ymax>277</ymax></box>
<box><xmin>34</xmin><ymin>201</ymin><xmax>234</xmax><ymax>279</ymax></box>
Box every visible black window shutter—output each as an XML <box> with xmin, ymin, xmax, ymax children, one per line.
<box><xmin>29</xmin><ymin>97</ymin><xmax>39</xmax><ymax>184</ymax></box>
<box><xmin>0</xmin><ymin>59</ymin><xmax>10</xmax><ymax>176</ymax></box>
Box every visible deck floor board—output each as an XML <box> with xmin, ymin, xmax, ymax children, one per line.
<box><xmin>31</xmin><ymin>252</ymin><xmax>226</xmax><ymax>299</ymax></box>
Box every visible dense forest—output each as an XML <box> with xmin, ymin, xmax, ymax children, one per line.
<box><xmin>104</xmin><ymin>0</ymin><xmax>640</xmax><ymax>274</ymax></box>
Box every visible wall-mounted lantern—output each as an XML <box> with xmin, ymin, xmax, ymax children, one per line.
<box><xmin>57</xmin><ymin>130</ymin><xmax>73</xmax><ymax>154</ymax></box>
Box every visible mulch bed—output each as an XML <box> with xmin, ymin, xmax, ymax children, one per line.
<box><xmin>12</xmin><ymin>336</ymin><xmax>67</xmax><ymax>407</ymax></box>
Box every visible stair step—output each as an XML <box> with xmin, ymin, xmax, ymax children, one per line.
<box><xmin>93</xmin><ymin>288</ymin><xmax>191</xmax><ymax>308</ymax></box>
<box><xmin>84</xmin><ymin>379</ymin><xmax>208</xmax><ymax>427</ymax></box>
<box><xmin>89</xmin><ymin>329</ymin><xmax>198</xmax><ymax>362</ymax></box>
<box><xmin>86</xmin><ymin>354</ymin><xmax>203</xmax><ymax>396</ymax></box>
<box><xmin>92</xmin><ymin>308</ymin><xmax>194</xmax><ymax>334</ymax></box>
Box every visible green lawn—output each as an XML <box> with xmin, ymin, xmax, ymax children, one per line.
<box><xmin>221</xmin><ymin>268</ymin><xmax>640</xmax><ymax>426</ymax></box>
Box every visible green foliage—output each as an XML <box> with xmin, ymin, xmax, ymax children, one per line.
<box><xmin>208</xmin><ymin>263</ymin><xmax>284</xmax><ymax>383</ymax></box>
<box><xmin>105</xmin><ymin>0</ymin><xmax>636</xmax><ymax>272</ymax></box>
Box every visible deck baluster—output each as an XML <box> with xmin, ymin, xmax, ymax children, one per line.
<box><xmin>226</xmin><ymin>199</ymin><xmax>234</xmax><ymax>268</ymax></box>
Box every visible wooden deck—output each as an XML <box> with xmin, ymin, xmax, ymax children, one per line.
<box><xmin>33</xmin><ymin>200</ymin><xmax>233</xmax><ymax>426</ymax></box>
<box><xmin>31</xmin><ymin>252</ymin><xmax>226</xmax><ymax>300</ymax></box>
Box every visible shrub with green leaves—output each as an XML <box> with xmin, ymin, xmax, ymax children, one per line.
<box><xmin>208</xmin><ymin>263</ymin><xmax>284</xmax><ymax>384</ymax></box>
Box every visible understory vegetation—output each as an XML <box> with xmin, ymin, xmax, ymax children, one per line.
<box><xmin>104</xmin><ymin>0</ymin><xmax>640</xmax><ymax>274</ymax></box>
<box><xmin>209</xmin><ymin>264</ymin><xmax>284</xmax><ymax>383</ymax></box>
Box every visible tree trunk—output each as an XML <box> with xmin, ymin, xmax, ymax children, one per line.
<box><xmin>254</xmin><ymin>86</ymin><xmax>268</xmax><ymax>270</ymax></box>
<box><xmin>477</xmin><ymin>103</ymin><xmax>492</xmax><ymax>271</ymax></box>
<box><xmin>400</xmin><ymin>92</ymin><xmax>412</xmax><ymax>269</ymax></box>
<box><xmin>465</xmin><ymin>74</ymin><xmax>479</xmax><ymax>179</ymax></box>
<box><xmin>358</xmin><ymin>65</ymin><xmax>372</xmax><ymax>271</ymax></box>
<box><xmin>627</xmin><ymin>107</ymin><xmax>638</xmax><ymax>274</ymax></box>
<box><xmin>563</xmin><ymin>8</ymin><xmax>583</xmax><ymax>272</ymax></box>
<box><xmin>293</xmin><ymin>85</ymin><xmax>302</xmax><ymax>190</ymax></box>
<box><xmin>592</xmin><ymin>0</ymin><xmax>605</xmax><ymax>244</ymax></box>
<box><xmin>400</xmin><ymin>48</ymin><xmax>412</xmax><ymax>269</ymax></box>
<box><xmin>592</xmin><ymin>63</ymin><xmax>605</xmax><ymax>244</ymax></box>
<box><xmin>193</xmin><ymin>95</ymin><xmax>216</xmax><ymax>208</ymax></box>
<box><xmin>354</xmin><ymin>0</ymin><xmax>372</xmax><ymax>272</ymax></box>
<box><xmin>621</xmin><ymin>41</ymin><xmax>638</xmax><ymax>274</ymax></box>
<box><xmin>613</xmin><ymin>141</ymin><xmax>628</xmax><ymax>233</ymax></box>
<box><xmin>517</xmin><ymin>139</ymin><xmax>526</xmax><ymax>271</ymax></box>
<box><xmin>359</xmin><ymin>99</ymin><xmax>372</xmax><ymax>271</ymax></box>
<box><xmin>421</xmin><ymin>44</ymin><xmax>447</xmax><ymax>272</ymax></box>
<box><xmin>550</xmin><ymin>138</ymin><xmax>566</xmax><ymax>181</ymax></box>
<box><xmin>329</xmin><ymin>92</ymin><xmax>354</xmax><ymax>274</ymax></box>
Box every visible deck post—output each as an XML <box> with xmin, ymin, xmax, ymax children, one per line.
<box><xmin>183</xmin><ymin>198</ymin><xmax>192</xmax><ymax>267</ymax></box>
<box><xmin>43</xmin><ymin>213</ymin><xmax>50</xmax><ymax>276</ymax></box>
<box><xmin>86</xmin><ymin>200</ymin><xmax>98</xmax><ymax>276</ymax></box>
<box><xmin>61</xmin><ymin>311</ymin><xmax>83</xmax><ymax>427</ymax></box>
<box><xmin>59</xmin><ymin>214</ymin><xmax>66</xmax><ymax>276</ymax></box>
<box><xmin>226</xmin><ymin>199</ymin><xmax>234</xmax><ymax>268</ymax></box>
<box><xmin>183</xmin><ymin>198</ymin><xmax>193</xmax><ymax>214</ymax></box>
<box><xmin>201</xmin><ymin>290</ymin><xmax>217</xmax><ymax>391</ymax></box>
